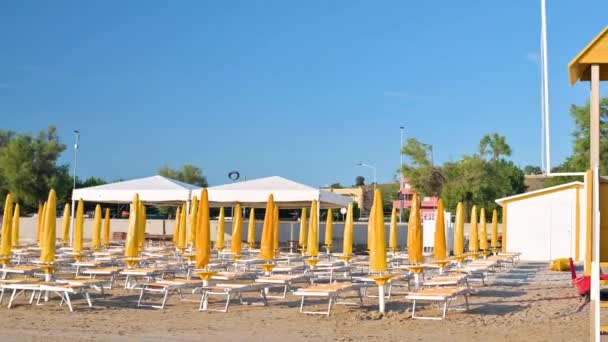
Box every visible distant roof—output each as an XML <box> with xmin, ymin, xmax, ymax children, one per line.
<box><xmin>524</xmin><ymin>174</ymin><xmax>548</xmax><ymax>192</ymax></box>
<box><xmin>495</xmin><ymin>181</ymin><xmax>583</xmax><ymax>206</ymax></box>
<box><xmin>568</xmin><ymin>26</ymin><xmax>608</xmax><ymax>85</ymax></box>
<box><xmin>72</xmin><ymin>175</ymin><xmax>201</xmax><ymax>204</ymax></box>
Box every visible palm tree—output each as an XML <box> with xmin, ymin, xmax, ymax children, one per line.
<box><xmin>479</xmin><ymin>133</ymin><xmax>512</xmax><ymax>161</ymax></box>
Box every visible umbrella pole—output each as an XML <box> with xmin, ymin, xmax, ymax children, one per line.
<box><xmin>378</xmin><ymin>285</ymin><xmax>386</xmax><ymax>313</ymax></box>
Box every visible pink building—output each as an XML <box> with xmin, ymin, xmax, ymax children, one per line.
<box><xmin>393</xmin><ymin>178</ymin><xmax>439</xmax><ymax>220</ymax></box>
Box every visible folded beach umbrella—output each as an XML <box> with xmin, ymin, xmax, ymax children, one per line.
<box><xmin>74</xmin><ymin>199</ymin><xmax>84</xmax><ymax>253</ymax></box>
<box><xmin>188</xmin><ymin>196</ymin><xmax>198</xmax><ymax>246</ymax></box>
<box><xmin>434</xmin><ymin>199</ymin><xmax>447</xmax><ymax>260</ymax></box>
<box><xmin>103</xmin><ymin>208</ymin><xmax>111</xmax><ymax>247</ymax></box>
<box><xmin>324</xmin><ymin>208</ymin><xmax>333</xmax><ymax>251</ymax></box>
<box><xmin>173</xmin><ymin>207</ymin><xmax>181</xmax><ymax>245</ymax></box>
<box><xmin>479</xmin><ymin>208</ymin><xmax>488</xmax><ymax>251</ymax></box>
<box><xmin>367</xmin><ymin>202</ymin><xmax>375</xmax><ymax>251</ymax></box>
<box><xmin>196</xmin><ymin>189</ymin><xmax>211</xmax><ymax>268</ymax></box>
<box><xmin>306</xmin><ymin>200</ymin><xmax>319</xmax><ymax>258</ymax></box>
<box><xmin>61</xmin><ymin>203</ymin><xmax>71</xmax><ymax>245</ymax></box>
<box><xmin>298</xmin><ymin>208</ymin><xmax>307</xmax><ymax>249</ymax></box>
<box><xmin>247</xmin><ymin>208</ymin><xmax>256</xmax><ymax>246</ymax></box>
<box><xmin>36</xmin><ymin>204</ymin><xmax>43</xmax><ymax>245</ymax></box>
<box><xmin>259</xmin><ymin>195</ymin><xmax>275</xmax><ymax>261</ymax></box>
<box><xmin>1</xmin><ymin>193</ymin><xmax>13</xmax><ymax>258</ymax></box>
<box><xmin>11</xmin><ymin>203</ymin><xmax>20</xmax><ymax>248</ymax></box>
<box><xmin>273</xmin><ymin>205</ymin><xmax>280</xmax><ymax>252</ymax></box>
<box><xmin>178</xmin><ymin>203</ymin><xmax>187</xmax><ymax>249</ymax></box>
<box><xmin>92</xmin><ymin>205</ymin><xmax>102</xmax><ymax>250</ymax></box>
<box><xmin>491</xmin><ymin>209</ymin><xmax>499</xmax><ymax>249</ymax></box>
<box><xmin>408</xmin><ymin>193</ymin><xmax>423</xmax><ymax>264</ymax></box>
<box><xmin>453</xmin><ymin>202</ymin><xmax>465</xmax><ymax>256</ymax></box>
<box><xmin>40</xmin><ymin>189</ymin><xmax>56</xmax><ymax>264</ymax></box>
<box><xmin>369</xmin><ymin>190</ymin><xmax>386</xmax><ymax>272</ymax></box>
<box><xmin>468</xmin><ymin>205</ymin><xmax>479</xmax><ymax>253</ymax></box>
<box><xmin>343</xmin><ymin>203</ymin><xmax>354</xmax><ymax>256</ymax></box>
<box><xmin>125</xmin><ymin>194</ymin><xmax>140</xmax><ymax>259</ymax></box>
<box><xmin>138</xmin><ymin>203</ymin><xmax>146</xmax><ymax>249</ymax></box>
<box><xmin>389</xmin><ymin>207</ymin><xmax>398</xmax><ymax>253</ymax></box>
<box><xmin>38</xmin><ymin>202</ymin><xmax>47</xmax><ymax>245</ymax></box>
<box><xmin>231</xmin><ymin>203</ymin><xmax>243</xmax><ymax>255</ymax></box>
<box><xmin>216</xmin><ymin>207</ymin><xmax>226</xmax><ymax>251</ymax></box>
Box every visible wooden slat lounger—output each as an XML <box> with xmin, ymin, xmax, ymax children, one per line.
<box><xmin>81</xmin><ymin>267</ymin><xmax>123</xmax><ymax>290</ymax></box>
<box><xmin>422</xmin><ymin>274</ymin><xmax>468</xmax><ymax>288</ymax></box>
<box><xmin>255</xmin><ymin>274</ymin><xmax>311</xmax><ymax>298</ymax></box>
<box><xmin>353</xmin><ymin>274</ymin><xmax>412</xmax><ymax>299</ymax></box>
<box><xmin>199</xmin><ymin>282</ymin><xmax>270</xmax><ymax>312</ymax></box>
<box><xmin>292</xmin><ymin>282</ymin><xmax>364</xmax><ymax>316</ymax></box>
<box><xmin>120</xmin><ymin>268</ymin><xmax>166</xmax><ymax>289</ymax></box>
<box><xmin>2</xmin><ymin>282</ymin><xmax>93</xmax><ymax>312</ymax></box>
<box><xmin>407</xmin><ymin>287</ymin><xmax>471</xmax><ymax>320</ymax></box>
<box><xmin>0</xmin><ymin>265</ymin><xmax>41</xmax><ymax>279</ymax></box>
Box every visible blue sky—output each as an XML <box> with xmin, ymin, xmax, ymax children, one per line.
<box><xmin>0</xmin><ymin>1</ymin><xmax>606</xmax><ymax>187</ymax></box>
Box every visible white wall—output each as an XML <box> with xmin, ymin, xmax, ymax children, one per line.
<box><xmin>506</xmin><ymin>187</ymin><xmax>583</xmax><ymax>261</ymax></box>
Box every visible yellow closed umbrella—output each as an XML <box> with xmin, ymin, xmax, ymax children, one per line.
<box><xmin>173</xmin><ymin>207</ymin><xmax>181</xmax><ymax>245</ymax></box>
<box><xmin>479</xmin><ymin>208</ymin><xmax>488</xmax><ymax>251</ymax></box>
<box><xmin>408</xmin><ymin>192</ymin><xmax>423</xmax><ymax>264</ymax></box>
<box><xmin>61</xmin><ymin>203</ymin><xmax>70</xmax><ymax>245</ymax></box>
<box><xmin>36</xmin><ymin>204</ymin><xmax>43</xmax><ymax>245</ymax></box>
<box><xmin>273</xmin><ymin>205</ymin><xmax>280</xmax><ymax>252</ymax></box>
<box><xmin>491</xmin><ymin>209</ymin><xmax>499</xmax><ymax>249</ymax></box>
<box><xmin>453</xmin><ymin>202</ymin><xmax>465</xmax><ymax>256</ymax></box>
<box><xmin>342</xmin><ymin>203</ymin><xmax>354</xmax><ymax>257</ymax></box>
<box><xmin>434</xmin><ymin>199</ymin><xmax>447</xmax><ymax>260</ymax></box>
<box><xmin>367</xmin><ymin>202</ymin><xmax>375</xmax><ymax>252</ymax></box>
<box><xmin>260</xmin><ymin>195</ymin><xmax>275</xmax><ymax>261</ymax></box>
<box><xmin>40</xmin><ymin>190</ymin><xmax>56</xmax><ymax>275</ymax></box>
<box><xmin>247</xmin><ymin>208</ymin><xmax>256</xmax><ymax>247</ymax></box>
<box><xmin>11</xmin><ymin>203</ymin><xmax>20</xmax><ymax>248</ymax></box>
<box><xmin>324</xmin><ymin>208</ymin><xmax>333</xmax><ymax>252</ymax></box>
<box><xmin>468</xmin><ymin>205</ymin><xmax>478</xmax><ymax>253</ymax></box>
<box><xmin>124</xmin><ymin>194</ymin><xmax>140</xmax><ymax>263</ymax></box>
<box><xmin>92</xmin><ymin>204</ymin><xmax>102</xmax><ymax>251</ymax></box>
<box><xmin>216</xmin><ymin>207</ymin><xmax>225</xmax><ymax>251</ymax></box>
<box><xmin>306</xmin><ymin>200</ymin><xmax>319</xmax><ymax>258</ymax></box>
<box><xmin>195</xmin><ymin>189</ymin><xmax>211</xmax><ymax>269</ymax></box>
<box><xmin>1</xmin><ymin>193</ymin><xmax>14</xmax><ymax>259</ymax></box>
<box><xmin>231</xmin><ymin>203</ymin><xmax>243</xmax><ymax>256</ymax></box>
<box><xmin>389</xmin><ymin>207</ymin><xmax>398</xmax><ymax>253</ymax></box>
<box><xmin>178</xmin><ymin>203</ymin><xmax>187</xmax><ymax>250</ymax></box>
<box><xmin>298</xmin><ymin>208</ymin><xmax>307</xmax><ymax>250</ymax></box>
<box><xmin>369</xmin><ymin>189</ymin><xmax>386</xmax><ymax>272</ymax></box>
<box><xmin>74</xmin><ymin>199</ymin><xmax>84</xmax><ymax>253</ymax></box>
<box><xmin>103</xmin><ymin>208</ymin><xmax>111</xmax><ymax>247</ymax></box>
<box><xmin>38</xmin><ymin>202</ymin><xmax>47</xmax><ymax>245</ymax></box>
<box><xmin>188</xmin><ymin>196</ymin><xmax>198</xmax><ymax>247</ymax></box>
<box><xmin>138</xmin><ymin>203</ymin><xmax>146</xmax><ymax>249</ymax></box>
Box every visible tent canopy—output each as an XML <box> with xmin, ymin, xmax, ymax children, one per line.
<box><xmin>205</xmin><ymin>176</ymin><xmax>352</xmax><ymax>209</ymax></box>
<box><xmin>72</xmin><ymin>175</ymin><xmax>201</xmax><ymax>205</ymax></box>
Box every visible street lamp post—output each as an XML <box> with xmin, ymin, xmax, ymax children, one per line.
<box><xmin>399</xmin><ymin>126</ymin><xmax>405</xmax><ymax>223</ymax></box>
<box><xmin>72</xmin><ymin>130</ymin><xmax>80</xmax><ymax>190</ymax></box>
<box><xmin>356</xmin><ymin>163</ymin><xmax>377</xmax><ymax>190</ymax></box>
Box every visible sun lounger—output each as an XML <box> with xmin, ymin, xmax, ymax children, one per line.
<box><xmin>269</xmin><ymin>264</ymin><xmax>305</xmax><ymax>274</ymax></box>
<box><xmin>1</xmin><ymin>265</ymin><xmax>41</xmax><ymax>279</ymax></box>
<box><xmin>310</xmin><ymin>265</ymin><xmax>352</xmax><ymax>283</ymax></box>
<box><xmin>353</xmin><ymin>274</ymin><xmax>412</xmax><ymax>299</ymax></box>
<box><xmin>422</xmin><ymin>274</ymin><xmax>468</xmax><ymax>288</ymax></box>
<box><xmin>120</xmin><ymin>268</ymin><xmax>169</xmax><ymax>289</ymax></box>
<box><xmin>211</xmin><ymin>271</ymin><xmax>257</xmax><ymax>281</ymax></box>
<box><xmin>138</xmin><ymin>279</ymin><xmax>206</xmax><ymax>309</ymax></box>
<box><xmin>3</xmin><ymin>281</ymin><xmax>93</xmax><ymax>312</ymax></box>
<box><xmin>199</xmin><ymin>282</ymin><xmax>270</xmax><ymax>312</ymax></box>
<box><xmin>407</xmin><ymin>287</ymin><xmax>471</xmax><ymax>320</ymax></box>
<box><xmin>80</xmin><ymin>267</ymin><xmax>123</xmax><ymax>290</ymax></box>
<box><xmin>255</xmin><ymin>274</ymin><xmax>311</xmax><ymax>298</ymax></box>
<box><xmin>293</xmin><ymin>282</ymin><xmax>364</xmax><ymax>316</ymax></box>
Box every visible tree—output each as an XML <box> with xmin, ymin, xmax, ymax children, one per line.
<box><xmin>479</xmin><ymin>133</ymin><xmax>512</xmax><ymax>161</ymax></box>
<box><xmin>76</xmin><ymin>176</ymin><xmax>106</xmax><ymax>188</ymax></box>
<box><xmin>158</xmin><ymin>164</ymin><xmax>208</xmax><ymax>187</ymax></box>
<box><xmin>545</xmin><ymin>97</ymin><xmax>608</xmax><ymax>187</ymax></box>
<box><xmin>524</xmin><ymin>165</ymin><xmax>542</xmax><ymax>175</ymax></box>
<box><xmin>400</xmin><ymin>138</ymin><xmax>444</xmax><ymax>196</ymax></box>
<box><xmin>355</xmin><ymin>176</ymin><xmax>365</xmax><ymax>186</ymax></box>
<box><xmin>0</xmin><ymin>126</ymin><xmax>71</xmax><ymax>211</ymax></box>
<box><xmin>329</xmin><ymin>183</ymin><xmax>343</xmax><ymax>189</ymax></box>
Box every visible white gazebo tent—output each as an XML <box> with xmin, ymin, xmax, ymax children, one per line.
<box><xmin>206</xmin><ymin>176</ymin><xmax>352</xmax><ymax>209</ymax></box>
<box><xmin>70</xmin><ymin>175</ymin><xmax>202</xmax><ymax>240</ymax></box>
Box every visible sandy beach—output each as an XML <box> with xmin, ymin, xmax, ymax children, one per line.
<box><xmin>0</xmin><ymin>262</ymin><xmax>589</xmax><ymax>342</ymax></box>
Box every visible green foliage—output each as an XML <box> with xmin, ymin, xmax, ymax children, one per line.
<box><xmin>479</xmin><ymin>133</ymin><xmax>512</xmax><ymax>161</ymax></box>
<box><xmin>376</xmin><ymin>182</ymin><xmax>400</xmax><ymax>213</ymax></box>
<box><xmin>0</xmin><ymin>126</ymin><xmax>71</xmax><ymax>211</ymax></box>
<box><xmin>524</xmin><ymin>165</ymin><xmax>542</xmax><ymax>175</ymax></box>
<box><xmin>76</xmin><ymin>176</ymin><xmax>106</xmax><ymax>188</ymax></box>
<box><xmin>158</xmin><ymin>164</ymin><xmax>208</xmax><ymax>187</ymax></box>
<box><xmin>545</xmin><ymin>97</ymin><xmax>608</xmax><ymax>187</ymax></box>
<box><xmin>400</xmin><ymin>138</ymin><xmax>444</xmax><ymax>196</ymax></box>
<box><xmin>354</xmin><ymin>176</ymin><xmax>365</xmax><ymax>186</ymax></box>
<box><xmin>329</xmin><ymin>183</ymin><xmax>343</xmax><ymax>189</ymax></box>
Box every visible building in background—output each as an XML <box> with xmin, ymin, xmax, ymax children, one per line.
<box><xmin>393</xmin><ymin>178</ymin><xmax>439</xmax><ymax>220</ymax></box>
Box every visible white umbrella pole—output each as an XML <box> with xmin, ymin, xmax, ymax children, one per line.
<box><xmin>378</xmin><ymin>285</ymin><xmax>386</xmax><ymax>313</ymax></box>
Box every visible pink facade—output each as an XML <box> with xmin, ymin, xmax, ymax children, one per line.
<box><xmin>393</xmin><ymin>178</ymin><xmax>439</xmax><ymax>217</ymax></box>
